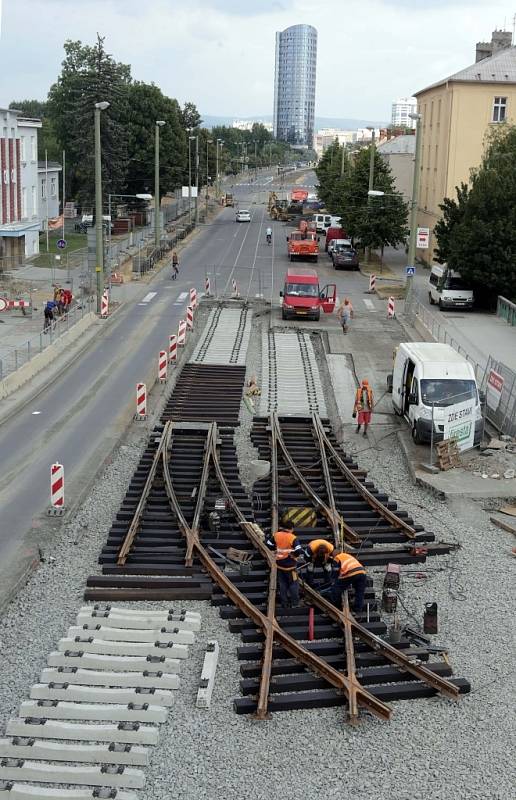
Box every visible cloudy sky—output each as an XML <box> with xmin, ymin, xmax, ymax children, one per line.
<box><xmin>0</xmin><ymin>0</ymin><xmax>514</xmax><ymax>121</ymax></box>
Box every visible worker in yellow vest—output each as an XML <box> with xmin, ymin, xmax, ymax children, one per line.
<box><xmin>331</xmin><ymin>551</ymin><xmax>367</xmax><ymax>612</ymax></box>
<box><xmin>303</xmin><ymin>539</ymin><xmax>336</xmax><ymax>587</ymax></box>
<box><xmin>266</xmin><ymin>526</ymin><xmax>303</xmax><ymax>607</ymax></box>
<box><xmin>353</xmin><ymin>379</ymin><xmax>374</xmax><ymax>436</ymax></box>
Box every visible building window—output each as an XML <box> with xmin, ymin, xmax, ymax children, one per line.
<box><xmin>22</xmin><ymin>187</ymin><xmax>27</xmax><ymax>218</ymax></box>
<box><xmin>50</xmin><ymin>176</ymin><xmax>57</xmax><ymax>197</ymax></box>
<box><xmin>31</xmin><ymin>136</ymin><xmax>37</xmax><ymax>160</ymax></box>
<box><xmin>492</xmin><ymin>97</ymin><xmax>507</xmax><ymax>123</ymax></box>
<box><xmin>20</xmin><ymin>136</ymin><xmax>26</xmax><ymax>161</ymax></box>
<box><xmin>32</xmin><ymin>186</ymin><xmax>37</xmax><ymax>216</ymax></box>
<box><xmin>41</xmin><ymin>178</ymin><xmax>46</xmax><ymax>200</ymax></box>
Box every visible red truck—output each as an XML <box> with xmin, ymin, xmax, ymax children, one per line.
<box><xmin>291</xmin><ymin>188</ymin><xmax>309</xmax><ymax>203</ymax></box>
<box><xmin>280</xmin><ymin>267</ymin><xmax>336</xmax><ymax>321</ymax></box>
<box><xmin>287</xmin><ymin>229</ymin><xmax>319</xmax><ymax>262</ymax></box>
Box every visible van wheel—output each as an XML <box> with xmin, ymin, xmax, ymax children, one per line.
<box><xmin>282</xmin><ymin>310</ymin><xmax>287</xmax><ymax>320</ymax></box>
<box><xmin>412</xmin><ymin>425</ymin><xmax>422</xmax><ymax>445</ymax></box>
<box><xmin>429</xmin><ymin>292</ymin><xmax>435</xmax><ymax>305</ymax></box>
<box><xmin>314</xmin><ymin>310</ymin><xmax>320</xmax><ymax>321</ymax></box>
<box><xmin>438</xmin><ymin>299</ymin><xmax>444</xmax><ymax>310</ymax></box>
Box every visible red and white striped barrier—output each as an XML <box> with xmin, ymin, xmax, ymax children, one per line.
<box><xmin>189</xmin><ymin>287</ymin><xmax>198</xmax><ymax>309</ymax></box>
<box><xmin>231</xmin><ymin>279</ymin><xmax>239</xmax><ymax>298</ymax></box>
<box><xmin>49</xmin><ymin>462</ymin><xmax>64</xmax><ymax>514</ymax></box>
<box><xmin>168</xmin><ymin>334</ymin><xmax>177</xmax><ymax>364</ymax></box>
<box><xmin>369</xmin><ymin>274</ymin><xmax>376</xmax><ymax>293</ymax></box>
<box><xmin>0</xmin><ymin>298</ymin><xmax>31</xmax><ymax>312</ymax></box>
<box><xmin>177</xmin><ymin>320</ymin><xmax>187</xmax><ymax>346</ymax></box>
<box><xmin>158</xmin><ymin>350</ymin><xmax>168</xmax><ymax>383</ymax></box>
<box><xmin>135</xmin><ymin>382</ymin><xmax>147</xmax><ymax>420</ymax></box>
<box><xmin>100</xmin><ymin>291</ymin><xmax>109</xmax><ymax>318</ymax></box>
<box><xmin>186</xmin><ymin>305</ymin><xmax>194</xmax><ymax>330</ymax></box>
<box><xmin>205</xmin><ymin>276</ymin><xmax>211</xmax><ymax>297</ymax></box>
<box><xmin>387</xmin><ymin>296</ymin><xmax>395</xmax><ymax>318</ymax></box>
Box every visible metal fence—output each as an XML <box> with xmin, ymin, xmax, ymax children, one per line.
<box><xmin>0</xmin><ymin>297</ymin><xmax>95</xmax><ymax>381</ymax></box>
<box><xmin>480</xmin><ymin>356</ymin><xmax>516</xmax><ymax>437</ymax></box>
<box><xmin>496</xmin><ymin>295</ymin><xmax>516</xmax><ymax>326</ymax></box>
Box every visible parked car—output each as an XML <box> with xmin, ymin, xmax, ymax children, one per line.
<box><xmin>332</xmin><ymin>240</ymin><xmax>359</xmax><ymax>270</ymax></box>
<box><xmin>428</xmin><ymin>263</ymin><xmax>474</xmax><ymax>309</ymax></box>
<box><xmin>235</xmin><ymin>210</ymin><xmax>251</xmax><ymax>222</ymax></box>
<box><xmin>327</xmin><ymin>237</ymin><xmax>349</xmax><ymax>258</ymax></box>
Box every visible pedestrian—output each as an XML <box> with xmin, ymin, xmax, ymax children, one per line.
<box><xmin>337</xmin><ymin>297</ymin><xmax>354</xmax><ymax>334</ymax></box>
<box><xmin>171</xmin><ymin>251</ymin><xmax>179</xmax><ymax>280</ymax></box>
<box><xmin>353</xmin><ymin>378</ymin><xmax>374</xmax><ymax>436</ymax></box>
<box><xmin>330</xmin><ymin>551</ymin><xmax>367</xmax><ymax>613</ymax></box>
<box><xmin>266</xmin><ymin>521</ymin><xmax>303</xmax><ymax>607</ymax></box>
<box><xmin>303</xmin><ymin>538</ymin><xmax>336</xmax><ymax>587</ymax></box>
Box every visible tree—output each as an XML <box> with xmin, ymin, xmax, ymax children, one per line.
<box><xmin>433</xmin><ymin>183</ymin><xmax>469</xmax><ymax>264</ymax></box>
<box><xmin>442</xmin><ymin>125</ymin><xmax>516</xmax><ymax>302</ymax></box>
<box><xmin>180</xmin><ymin>102</ymin><xmax>202</xmax><ymax>131</ymax></box>
<box><xmin>315</xmin><ymin>140</ymin><xmax>343</xmax><ymax>209</ymax></box>
<box><xmin>47</xmin><ymin>35</ymin><xmax>131</xmax><ymax>205</ymax></box>
<box><xmin>9</xmin><ymin>100</ymin><xmax>60</xmax><ymax>161</ymax></box>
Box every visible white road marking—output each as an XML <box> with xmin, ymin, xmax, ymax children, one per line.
<box><xmin>141</xmin><ymin>292</ymin><xmax>157</xmax><ymax>303</ymax></box>
<box><xmin>363</xmin><ymin>298</ymin><xmax>377</xmax><ymax>311</ymax></box>
<box><xmin>32</xmin><ymin>411</ymin><xmax>42</xmax><ymax>415</ymax></box>
<box><xmin>174</xmin><ymin>291</ymin><xmax>188</xmax><ymax>306</ymax></box>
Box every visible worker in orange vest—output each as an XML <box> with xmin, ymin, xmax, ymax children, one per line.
<box><xmin>266</xmin><ymin>525</ymin><xmax>303</xmax><ymax>607</ymax></box>
<box><xmin>331</xmin><ymin>551</ymin><xmax>367</xmax><ymax>612</ymax></box>
<box><xmin>353</xmin><ymin>379</ymin><xmax>374</xmax><ymax>437</ymax></box>
<box><xmin>303</xmin><ymin>538</ymin><xmax>336</xmax><ymax>587</ymax></box>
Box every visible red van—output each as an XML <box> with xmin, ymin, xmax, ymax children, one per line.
<box><xmin>280</xmin><ymin>267</ymin><xmax>336</xmax><ymax>321</ymax></box>
<box><xmin>325</xmin><ymin>226</ymin><xmax>346</xmax><ymax>252</ymax></box>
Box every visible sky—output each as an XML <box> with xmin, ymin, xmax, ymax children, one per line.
<box><xmin>0</xmin><ymin>0</ymin><xmax>515</xmax><ymax>122</ymax></box>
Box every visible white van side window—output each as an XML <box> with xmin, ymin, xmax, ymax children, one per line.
<box><xmin>429</xmin><ymin>272</ymin><xmax>439</xmax><ymax>286</ymax></box>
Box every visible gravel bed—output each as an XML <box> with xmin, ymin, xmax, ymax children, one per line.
<box><xmin>0</xmin><ymin>305</ymin><xmax>514</xmax><ymax>800</ymax></box>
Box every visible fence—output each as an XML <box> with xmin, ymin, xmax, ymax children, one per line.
<box><xmin>496</xmin><ymin>295</ymin><xmax>516</xmax><ymax>327</ymax></box>
<box><xmin>0</xmin><ymin>297</ymin><xmax>95</xmax><ymax>381</ymax></box>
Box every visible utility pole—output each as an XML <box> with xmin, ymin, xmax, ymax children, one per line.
<box><xmin>366</xmin><ymin>128</ymin><xmax>376</xmax><ymax>262</ymax></box>
<box><xmin>94</xmin><ymin>101</ymin><xmax>109</xmax><ymax>314</ymax></box>
<box><xmin>406</xmin><ymin>112</ymin><xmax>423</xmax><ymax>302</ymax></box>
<box><xmin>195</xmin><ymin>135</ymin><xmax>199</xmax><ymax>224</ymax></box>
<box><xmin>254</xmin><ymin>140</ymin><xmax>258</xmax><ymax>180</ymax></box>
<box><xmin>206</xmin><ymin>138</ymin><xmax>212</xmax><ymax>217</ymax></box>
<box><xmin>188</xmin><ymin>134</ymin><xmax>193</xmax><ymax>224</ymax></box>
<box><xmin>154</xmin><ymin>120</ymin><xmax>165</xmax><ymax>252</ymax></box>
<box><xmin>340</xmin><ymin>142</ymin><xmax>347</xmax><ymax>177</ymax></box>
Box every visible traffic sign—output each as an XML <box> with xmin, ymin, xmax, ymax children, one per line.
<box><xmin>416</xmin><ymin>227</ymin><xmax>430</xmax><ymax>249</ymax></box>
<box><xmin>406</xmin><ymin>266</ymin><xmax>415</xmax><ymax>276</ymax></box>
<box><xmin>57</xmin><ymin>239</ymin><xmax>67</xmax><ymax>249</ymax></box>
<box><xmin>0</xmin><ymin>298</ymin><xmax>7</xmax><ymax>312</ymax></box>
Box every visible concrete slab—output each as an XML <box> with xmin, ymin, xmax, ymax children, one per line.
<box><xmin>40</xmin><ymin>668</ymin><xmax>180</xmax><ymax>690</ymax></box>
<box><xmin>0</xmin><ymin>761</ymin><xmax>145</xmax><ymax>789</ymax></box>
<box><xmin>57</xmin><ymin>637</ymin><xmax>189</xmax><ymax>659</ymax></box>
<box><xmin>76</xmin><ymin>608</ymin><xmax>201</xmax><ymax>631</ymax></box>
<box><xmin>5</xmin><ymin>719</ymin><xmax>158</xmax><ymax>745</ymax></box>
<box><xmin>196</xmin><ymin>640</ymin><xmax>219</xmax><ymax>709</ymax></box>
<box><xmin>0</xmin><ymin>784</ymin><xmax>139</xmax><ymax>800</ymax></box>
<box><xmin>30</xmin><ymin>683</ymin><xmax>174</xmax><ymax>707</ymax></box>
<box><xmin>46</xmin><ymin>652</ymin><xmax>181</xmax><ymax>674</ymax></box>
<box><xmin>326</xmin><ymin>354</ymin><xmax>356</xmax><ymax>428</ymax></box>
<box><xmin>0</xmin><ymin>738</ymin><xmax>149</xmax><ymax>766</ymax></box>
<box><xmin>67</xmin><ymin>625</ymin><xmax>195</xmax><ymax>645</ymax></box>
<box><xmin>18</xmin><ymin>700</ymin><xmax>167</xmax><ymax>724</ymax></box>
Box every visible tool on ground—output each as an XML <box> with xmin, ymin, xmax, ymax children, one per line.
<box><xmin>423</xmin><ymin>602</ymin><xmax>439</xmax><ymax>634</ymax></box>
<box><xmin>388</xmin><ymin>614</ymin><xmax>401</xmax><ymax>643</ymax></box>
<box><xmin>382</xmin><ymin>562</ymin><xmax>400</xmax><ymax>613</ymax></box>
<box><xmin>207</xmin><ymin>545</ymin><xmax>253</xmax><ymax>576</ymax></box>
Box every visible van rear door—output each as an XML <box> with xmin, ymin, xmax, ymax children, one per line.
<box><xmin>319</xmin><ymin>284</ymin><xmax>336</xmax><ymax>313</ymax></box>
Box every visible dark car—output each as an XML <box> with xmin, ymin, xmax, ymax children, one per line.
<box><xmin>332</xmin><ymin>241</ymin><xmax>359</xmax><ymax>270</ymax></box>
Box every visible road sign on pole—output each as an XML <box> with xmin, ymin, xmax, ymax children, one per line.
<box><xmin>405</xmin><ymin>266</ymin><xmax>416</xmax><ymax>277</ymax></box>
<box><xmin>57</xmin><ymin>239</ymin><xmax>67</xmax><ymax>249</ymax></box>
<box><xmin>416</xmin><ymin>227</ymin><xmax>430</xmax><ymax>249</ymax></box>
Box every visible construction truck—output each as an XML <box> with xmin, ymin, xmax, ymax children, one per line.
<box><xmin>222</xmin><ymin>193</ymin><xmax>234</xmax><ymax>207</ymax></box>
<box><xmin>286</xmin><ymin>229</ymin><xmax>319</xmax><ymax>262</ymax></box>
<box><xmin>291</xmin><ymin>188</ymin><xmax>309</xmax><ymax>204</ymax></box>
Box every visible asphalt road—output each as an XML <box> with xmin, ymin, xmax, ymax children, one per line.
<box><xmin>0</xmin><ymin>168</ymin><xmax>383</xmax><ymax>594</ymax></box>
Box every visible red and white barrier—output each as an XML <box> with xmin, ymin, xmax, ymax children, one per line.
<box><xmin>369</xmin><ymin>274</ymin><xmax>376</xmax><ymax>293</ymax></box>
<box><xmin>0</xmin><ymin>298</ymin><xmax>31</xmax><ymax>312</ymax></box>
<box><xmin>186</xmin><ymin>305</ymin><xmax>194</xmax><ymax>330</ymax></box>
<box><xmin>100</xmin><ymin>290</ymin><xmax>109</xmax><ymax>318</ymax></box>
<box><xmin>135</xmin><ymin>382</ymin><xmax>147</xmax><ymax>419</ymax></box>
<box><xmin>189</xmin><ymin>287</ymin><xmax>198</xmax><ymax>309</ymax></box>
<box><xmin>387</xmin><ymin>296</ymin><xmax>395</xmax><ymax>318</ymax></box>
<box><xmin>168</xmin><ymin>334</ymin><xmax>177</xmax><ymax>364</ymax></box>
<box><xmin>231</xmin><ymin>279</ymin><xmax>239</xmax><ymax>298</ymax></box>
<box><xmin>205</xmin><ymin>276</ymin><xmax>211</xmax><ymax>297</ymax></box>
<box><xmin>50</xmin><ymin>463</ymin><xmax>64</xmax><ymax>512</ymax></box>
<box><xmin>158</xmin><ymin>350</ymin><xmax>168</xmax><ymax>383</ymax></box>
<box><xmin>177</xmin><ymin>320</ymin><xmax>187</xmax><ymax>346</ymax></box>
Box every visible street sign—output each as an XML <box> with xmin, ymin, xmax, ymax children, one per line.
<box><xmin>405</xmin><ymin>266</ymin><xmax>416</xmax><ymax>276</ymax></box>
<box><xmin>416</xmin><ymin>227</ymin><xmax>430</xmax><ymax>249</ymax></box>
<box><xmin>443</xmin><ymin>398</ymin><xmax>476</xmax><ymax>452</ymax></box>
<box><xmin>57</xmin><ymin>239</ymin><xmax>67</xmax><ymax>249</ymax></box>
<box><xmin>486</xmin><ymin>369</ymin><xmax>504</xmax><ymax>411</ymax></box>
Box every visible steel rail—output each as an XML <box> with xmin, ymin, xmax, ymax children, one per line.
<box><xmin>162</xmin><ymin>421</ymin><xmax>391</xmax><ymax>722</ymax></box>
<box><xmin>271</xmin><ymin>413</ymin><xmax>360</xmax><ymax>546</ymax></box>
<box><xmin>117</xmin><ymin>421</ymin><xmax>172</xmax><ymax>565</ymax></box>
<box><xmin>342</xmin><ymin>592</ymin><xmax>359</xmax><ymax>724</ymax></box>
<box><xmin>310</xmin><ymin>412</ymin><xmax>342</xmax><ymax>548</ymax></box>
<box><xmin>312</xmin><ymin>414</ymin><xmax>417</xmax><ymax>540</ymax></box>
<box><xmin>301</xmin><ymin>581</ymin><xmax>459</xmax><ymax>701</ymax></box>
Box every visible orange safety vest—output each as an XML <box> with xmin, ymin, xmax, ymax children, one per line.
<box><xmin>273</xmin><ymin>530</ymin><xmax>298</xmax><ymax>565</ymax></box>
<box><xmin>333</xmin><ymin>552</ymin><xmax>366</xmax><ymax>579</ymax></box>
<box><xmin>308</xmin><ymin>539</ymin><xmax>334</xmax><ymax>559</ymax></box>
<box><xmin>354</xmin><ymin>384</ymin><xmax>373</xmax><ymax>411</ymax></box>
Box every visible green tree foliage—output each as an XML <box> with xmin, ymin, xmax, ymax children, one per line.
<box><xmin>125</xmin><ymin>82</ymin><xmax>186</xmax><ymax>198</ymax></box>
<box><xmin>433</xmin><ymin>183</ymin><xmax>469</xmax><ymax>264</ymax></box>
<box><xmin>180</xmin><ymin>102</ymin><xmax>202</xmax><ymax>131</ymax></box>
<box><xmin>436</xmin><ymin>125</ymin><xmax>516</xmax><ymax>301</ymax></box>
<box><xmin>9</xmin><ymin>100</ymin><xmax>60</xmax><ymax>161</ymax></box>
<box><xmin>209</xmin><ymin>124</ymin><xmax>292</xmax><ymax>176</ymax></box>
<box><xmin>315</xmin><ymin>140</ymin><xmax>342</xmax><ymax>208</ymax></box>
<box><xmin>47</xmin><ymin>35</ymin><xmax>131</xmax><ymax>205</ymax></box>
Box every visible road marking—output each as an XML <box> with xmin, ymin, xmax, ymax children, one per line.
<box><xmin>363</xmin><ymin>298</ymin><xmax>378</xmax><ymax>312</ymax></box>
<box><xmin>32</xmin><ymin>411</ymin><xmax>42</xmax><ymax>415</ymax></box>
<box><xmin>141</xmin><ymin>292</ymin><xmax>157</xmax><ymax>303</ymax></box>
<box><xmin>174</xmin><ymin>291</ymin><xmax>188</xmax><ymax>305</ymax></box>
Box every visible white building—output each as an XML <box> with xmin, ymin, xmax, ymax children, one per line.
<box><xmin>232</xmin><ymin>120</ymin><xmax>273</xmax><ymax>132</ymax></box>
<box><xmin>391</xmin><ymin>97</ymin><xmax>417</xmax><ymax>129</ymax></box>
<box><xmin>314</xmin><ymin>128</ymin><xmax>356</xmax><ymax>158</ymax></box>
<box><xmin>0</xmin><ymin>108</ymin><xmax>42</xmax><ymax>267</ymax></box>
<box><xmin>38</xmin><ymin>160</ymin><xmax>62</xmax><ymax>231</ymax></box>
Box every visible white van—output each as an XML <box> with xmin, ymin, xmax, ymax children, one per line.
<box><xmin>389</xmin><ymin>342</ymin><xmax>482</xmax><ymax>445</ymax></box>
<box><xmin>428</xmin><ymin>264</ymin><xmax>474</xmax><ymax>310</ymax></box>
<box><xmin>313</xmin><ymin>214</ymin><xmax>342</xmax><ymax>233</ymax></box>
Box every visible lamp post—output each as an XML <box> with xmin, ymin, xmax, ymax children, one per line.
<box><xmin>194</xmin><ymin>134</ymin><xmax>199</xmax><ymax>224</ymax></box>
<box><xmin>216</xmin><ymin>139</ymin><xmax>223</xmax><ymax>199</ymax></box>
<box><xmin>406</xmin><ymin>111</ymin><xmax>423</xmax><ymax>302</ymax></box>
<box><xmin>94</xmin><ymin>101</ymin><xmax>109</xmax><ymax>314</ymax></box>
<box><xmin>188</xmin><ymin>134</ymin><xmax>194</xmax><ymax>224</ymax></box>
<box><xmin>206</xmin><ymin>138</ymin><xmax>213</xmax><ymax>217</ymax></box>
<box><xmin>252</xmin><ymin>139</ymin><xmax>258</xmax><ymax>180</ymax></box>
<box><xmin>154</xmin><ymin>120</ymin><xmax>166</xmax><ymax>252</ymax></box>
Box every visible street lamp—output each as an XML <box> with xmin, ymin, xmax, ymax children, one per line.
<box><xmin>406</xmin><ymin>111</ymin><xmax>423</xmax><ymax>301</ymax></box>
<box><xmin>154</xmin><ymin>120</ymin><xmax>166</xmax><ymax>252</ymax></box>
<box><xmin>194</xmin><ymin>134</ymin><xmax>199</xmax><ymax>224</ymax></box>
<box><xmin>94</xmin><ymin>100</ymin><xmax>110</xmax><ymax>313</ymax></box>
<box><xmin>206</xmin><ymin>139</ymin><xmax>213</xmax><ymax>217</ymax></box>
<box><xmin>216</xmin><ymin>139</ymin><xmax>223</xmax><ymax>199</ymax></box>
<box><xmin>188</xmin><ymin>135</ymin><xmax>195</xmax><ymax>224</ymax></box>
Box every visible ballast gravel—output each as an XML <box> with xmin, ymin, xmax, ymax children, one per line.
<box><xmin>0</xmin><ymin>302</ymin><xmax>514</xmax><ymax>800</ymax></box>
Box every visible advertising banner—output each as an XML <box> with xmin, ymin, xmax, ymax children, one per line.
<box><xmin>486</xmin><ymin>369</ymin><xmax>504</xmax><ymax>411</ymax></box>
<box><xmin>443</xmin><ymin>399</ymin><xmax>476</xmax><ymax>452</ymax></box>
